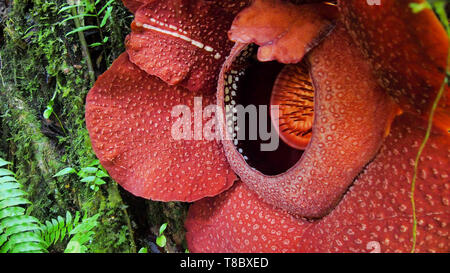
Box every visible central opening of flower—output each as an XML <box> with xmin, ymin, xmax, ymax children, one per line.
<box><xmin>221</xmin><ymin>44</ymin><xmax>315</xmax><ymax>175</ymax></box>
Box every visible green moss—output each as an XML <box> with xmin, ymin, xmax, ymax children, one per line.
<box><xmin>0</xmin><ymin>0</ymin><xmax>135</xmax><ymax>252</ymax></box>
<box><xmin>1</xmin><ymin>0</ymin><xmax>189</xmax><ymax>253</ymax></box>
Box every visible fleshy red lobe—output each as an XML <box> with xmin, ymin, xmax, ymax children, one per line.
<box><xmin>125</xmin><ymin>0</ymin><xmax>237</xmax><ymax>93</ymax></box>
<box><xmin>185</xmin><ymin>181</ymin><xmax>311</xmax><ymax>253</ymax></box>
<box><xmin>218</xmin><ymin>25</ymin><xmax>398</xmax><ymax>218</ymax></box>
<box><xmin>339</xmin><ymin>0</ymin><xmax>449</xmax><ymax>120</ymax></box>
<box><xmin>85</xmin><ymin>53</ymin><xmax>236</xmax><ymax>202</ymax></box>
<box><xmin>186</xmin><ymin>114</ymin><xmax>450</xmax><ymax>253</ymax></box>
<box><xmin>229</xmin><ymin>0</ymin><xmax>337</xmax><ymax>63</ymax></box>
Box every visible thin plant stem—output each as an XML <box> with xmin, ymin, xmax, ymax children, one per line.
<box><xmin>410</xmin><ymin>44</ymin><xmax>449</xmax><ymax>254</ymax></box>
<box><xmin>68</xmin><ymin>1</ymin><xmax>95</xmax><ymax>85</ymax></box>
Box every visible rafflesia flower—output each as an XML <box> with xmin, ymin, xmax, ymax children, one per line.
<box><xmin>85</xmin><ymin>0</ymin><xmax>449</xmax><ymax>253</ymax></box>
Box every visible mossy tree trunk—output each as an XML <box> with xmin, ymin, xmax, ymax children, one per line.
<box><xmin>0</xmin><ymin>0</ymin><xmax>188</xmax><ymax>253</ymax></box>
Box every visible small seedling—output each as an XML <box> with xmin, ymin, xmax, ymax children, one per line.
<box><xmin>138</xmin><ymin>247</ymin><xmax>148</xmax><ymax>253</ymax></box>
<box><xmin>156</xmin><ymin>223</ymin><xmax>168</xmax><ymax>248</ymax></box>
<box><xmin>43</xmin><ymin>84</ymin><xmax>66</xmax><ymax>135</ymax></box>
<box><xmin>53</xmin><ymin>159</ymin><xmax>109</xmax><ymax>191</ymax></box>
<box><xmin>58</xmin><ymin>0</ymin><xmax>114</xmax><ymax>48</ymax></box>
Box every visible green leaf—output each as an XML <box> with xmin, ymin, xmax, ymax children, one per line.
<box><xmin>84</xmin><ymin>0</ymin><xmax>95</xmax><ymax>13</ymax></box>
<box><xmin>94</xmin><ymin>178</ymin><xmax>106</xmax><ymax>185</ymax></box>
<box><xmin>48</xmin><ymin>220</ymin><xmax>56</xmax><ymax>244</ymax></box>
<box><xmin>0</xmin><ymin>176</ymin><xmax>17</xmax><ymax>183</ymax></box>
<box><xmin>0</xmin><ymin>215</ymin><xmax>40</xmax><ymax>230</ymax></box>
<box><xmin>0</xmin><ymin>240</ymin><xmax>11</xmax><ymax>253</ymax></box>
<box><xmin>73</xmin><ymin>211</ymin><xmax>81</xmax><ymax>227</ymax></box>
<box><xmin>0</xmin><ymin>158</ymin><xmax>11</xmax><ymax>167</ymax></box>
<box><xmin>156</xmin><ymin>235</ymin><xmax>166</xmax><ymax>248</ymax></box>
<box><xmin>80</xmin><ymin>167</ymin><xmax>98</xmax><ymax>174</ymax></box>
<box><xmin>100</xmin><ymin>6</ymin><xmax>112</xmax><ymax>28</ymax></box>
<box><xmin>43</xmin><ymin>108</ymin><xmax>53</xmax><ymax>119</ymax></box>
<box><xmin>0</xmin><ymin>182</ymin><xmax>20</xmax><ymax>191</ymax></box>
<box><xmin>159</xmin><ymin>223</ymin><xmax>168</xmax><ymax>235</ymax></box>
<box><xmin>95</xmin><ymin>170</ymin><xmax>109</xmax><ymax>178</ymax></box>
<box><xmin>5</xmin><ymin>223</ymin><xmax>42</xmax><ymax>237</ymax></box>
<box><xmin>80</xmin><ymin>176</ymin><xmax>96</xmax><ymax>183</ymax></box>
<box><xmin>64</xmin><ymin>240</ymin><xmax>82</xmax><ymax>253</ymax></box>
<box><xmin>0</xmin><ymin>234</ymin><xmax>7</xmax><ymax>248</ymax></box>
<box><xmin>0</xmin><ymin>197</ymin><xmax>31</xmax><ymax>210</ymax></box>
<box><xmin>66</xmin><ymin>211</ymin><xmax>74</xmax><ymax>233</ymax></box>
<box><xmin>0</xmin><ymin>169</ymin><xmax>15</xmax><ymax>177</ymax></box>
<box><xmin>88</xmin><ymin>159</ymin><xmax>100</xmax><ymax>166</ymax></box>
<box><xmin>0</xmin><ymin>207</ymin><xmax>25</xmax><ymax>220</ymax></box>
<box><xmin>69</xmin><ymin>213</ymin><xmax>100</xmax><ymax>236</ymax></box>
<box><xmin>138</xmin><ymin>247</ymin><xmax>148</xmax><ymax>253</ymax></box>
<box><xmin>97</xmin><ymin>0</ymin><xmax>115</xmax><ymax>16</ymax></box>
<box><xmin>8</xmin><ymin>232</ymin><xmax>43</xmax><ymax>246</ymax></box>
<box><xmin>11</xmin><ymin>241</ymin><xmax>46</xmax><ymax>253</ymax></box>
<box><xmin>89</xmin><ymin>42</ymin><xmax>103</xmax><ymax>48</ymax></box>
<box><xmin>0</xmin><ymin>188</ymin><xmax>27</xmax><ymax>200</ymax></box>
<box><xmin>65</xmin><ymin>25</ymin><xmax>99</xmax><ymax>37</ymax></box>
<box><xmin>58</xmin><ymin>4</ymin><xmax>82</xmax><ymax>15</ymax></box>
<box><xmin>51</xmin><ymin>218</ymin><xmax>60</xmax><ymax>243</ymax></box>
<box><xmin>409</xmin><ymin>2</ymin><xmax>431</xmax><ymax>13</ymax></box>
<box><xmin>53</xmin><ymin>167</ymin><xmax>76</xmax><ymax>177</ymax></box>
<box><xmin>22</xmin><ymin>30</ymin><xmax>35</xmax><ymax>39</ymax></box>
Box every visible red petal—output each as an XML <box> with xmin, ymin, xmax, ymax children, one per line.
<box><xmin>229</xmin><ymin>0</ymin><xmax>337</xmax><ymax>63</ymax></box>
<box><xmin>125</xmin><ymin>0</ymin><xmax>238</xmax><ymax>92</ymax></box>
<box><xmin>218</xmin><ymin>26</ymin><xmax>398</xmax><ymax>218</ymax></box>
<box><xmin>85</xmin><ymin>53</ymin><xmax>236</xmax><ymax>202</ymax></box>
<box><xmin>299</xmin><ymin>113</ymin><xmax>450</xmax><ymax>253</ymax></box>
<box><xmin>185</xmin><ymin>181</ymin><xmax>311</xmax><ymax>253</ymax></box>
<box><xmin>339</xmin><ymin>0</ymin><xmax>449</xmax><ymax>118</ymax></box>
<box><xmin>186</xmin><ymin>114</ymin><xmax>450</xmax><ymax>253</ymax></box>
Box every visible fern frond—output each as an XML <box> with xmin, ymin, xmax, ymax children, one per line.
<box><xmin>38</xmin><ymin>211</ymin><xmax>81</xmax><ymax>247</ymax></box>
<box><xmin>97</xmin><ymin>0</ymin><xmax>115</xmax><ymax>16</ymax></box>
<box><xmin>58</xmin><ymin>4</ymin><xmax>84</xmax><ymax>15</ymax></box>
<box><xmin>59</xmin><ymin>14</ymin><xmax>97</xmax><ymax>25</ymax></box>
<box><xmin>0</xmin><ymin>158</ymin><xmax>47</xmax><ymax>253</ymax></box>
<box><xmin>65</xmin><ymin>25</ymin><xmax>99</xmax><ymax>37</ymax></box>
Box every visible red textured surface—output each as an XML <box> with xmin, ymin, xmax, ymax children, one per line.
<box><xmin>218</xmin><ymin>25</ymin><xmax>398</xmax><ymax>218</ymax></box>
<box><xmin>85</xmin><ymin>53</ymin><xmax>236</xmax><ymax>202</ymax></box>
<box><xmin>204</xmin><ymin>0</ymin><xmax>250</xmax><ymax>15</ymax></box>
<box><xmin>185</xmin><ymin>181</ymin><xmax>311</xmax><ymax>253</ymax></box>
<box><xmin>186</xmin><ymin>114</ymin><xmax>450</xmax><ymax>253</ymax></box>
<box><xmin>298</xmin><ymin>115</ymin><xmax>450</xmax><ymax>253</ymax></box>
<box><xmin>123</xmin><ymin>0</ymin><xmax>250</xmax><ymax>17</ymax></box>
<box><xmin>125</xmin><ymin>0</ymin><xmax>238</xmax><ymax>93</ymax></box>
<box><xmin>339</xmin><ymin>0</ymin><xmax>449</xmax><ymax>118</ymax></box>
<box><xmin>121</xmin><ymin>0</ymin><xmax>154</xmax><ymax>13</ymax></box>
<box><xmin>229</xmin><ymin>0</ymin><xmax>337</xmax><ymax>64</ymax></box>
<box><xmin>270</xmin><ymin>64</ymin><xmax>314</xmax><ymax>150</ymax></box>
